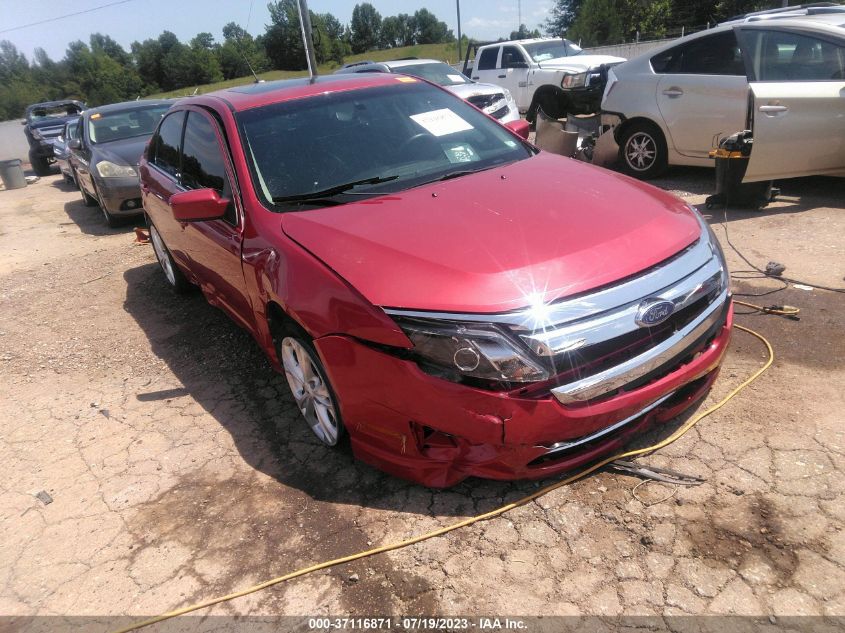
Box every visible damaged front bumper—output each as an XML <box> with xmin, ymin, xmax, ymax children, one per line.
<box><xmin>314</xmin><ymin>301</ymin><xmax>732</xmax><ymax>487</ymax></box>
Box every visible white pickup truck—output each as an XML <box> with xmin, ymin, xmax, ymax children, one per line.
<box><xmin>466</xmin><ymin>38</ymin><xmax>625</xmax><ymax>121</ymax></box>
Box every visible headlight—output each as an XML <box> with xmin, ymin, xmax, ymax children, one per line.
<box><xmin>96</xmin><ymin>161</ymin><xmax>137</xmax><ymax>178</ymax></box>
<box><xmin>692</xmin><ymin>206</ymin><xmax>730</xmax><ymax>294</ymax></box>
<box><xmin>503</xmin><ymin>88</ymin><xmax>517</xmax><ymax>108</ymax></box>
<box><xmin>396</xmin><ymin>318</ymin><xmax>549</xmax><ymax>383</ymax></box>
<box><xmin>31</xmin><ymin>129</ymin><xmax>43</xmax><ymax>140</ymax></box>
<box><xmin>561</xmin><ymin>72</ymin><xmax>587</xmax><ymax>89</ymax></box>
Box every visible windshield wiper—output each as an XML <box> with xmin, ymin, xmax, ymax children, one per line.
<box><xmin>273</xmin><ymin>175</ymin><xmax>399</xmax><ymax>204</ymax></box>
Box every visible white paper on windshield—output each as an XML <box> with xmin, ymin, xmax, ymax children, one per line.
<box><xmin>410</xmin><ymin>108</ymin><xmax>473</xmax><ymax>137</ymax></box>
<box><xmin>447</xmin><ymin>74</ymin><xmax>465</xmax><ymax>83</ymax></box>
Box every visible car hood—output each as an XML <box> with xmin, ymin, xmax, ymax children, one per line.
<box><xmin>538</xmin><ymin>54</ymin><xmax>626</xmax><ymax>71</ymax></box>
<box><xmin>447</xmin><ymin>83</ymin><xmax>505</xmax><ymax>98</ymax></box>
<box><xmin>280</xmin><ymin>153</ymin><xmax>701</xmax><ymax>314</ymax></box>
<box><xmin>91</xmin><ymin>135</ymin><xmax>150</xmax><ymax>167</ymax></box>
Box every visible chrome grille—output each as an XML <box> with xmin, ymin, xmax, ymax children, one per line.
<box><xmin>385</xmin><ymin>217</ymin><xmax>729</xmax><ymax>404</ymax></box>
<box><xmin>467</xmin><ymin>93</ymin><xmax>505</xmax><ymax>110</ymax></box>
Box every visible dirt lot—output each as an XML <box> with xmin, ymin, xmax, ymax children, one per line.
<box><xmin>1</xmin><ymin>167</ymin><xmax>844</xmax><ymax>631</ymax></box>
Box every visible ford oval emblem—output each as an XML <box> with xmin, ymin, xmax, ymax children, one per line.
<box><xmin>636</xmin><ymin>299</ymin><xmax>675</xmax><ymax>327</ymax></box>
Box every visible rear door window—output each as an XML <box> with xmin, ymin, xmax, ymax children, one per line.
<box><xmin>181</xmin><ymin>111</ymin><xmax>236</xmax><ymax>225</ymax></box>
<box><xmin>150</xmin><ymin>111</ymin><xmax>185</xmax><ymax>178</ymax></box>
<box><xmin>651</xmin><ymin>31</ymin><xmax>746</xmax><ymax>76</ymax></box>
<box><xmin>741</xmin><ymin>29</ymin><xmax>845</xmax><ymax>81</ymax></box>
<box><xmin>477</xmin><ymin>47</ymin><xmax>499</xmax><ymax>71</ymax></box>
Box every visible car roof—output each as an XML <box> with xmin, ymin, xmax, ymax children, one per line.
<box><xmin>199</xmin><ymin>73</ymin><xmax>416</xmax><ymax>112</ymax></box>
<box><xmin>381</xmin><ymin>58</ymin><xmax>446</xmax><ymax>68</ymax></box>
<box><xmin>482</xmin><ymin>37</ymin><xmax>566</xmax><ymax>47</ymax></box>
<box><xmin>83</xmin><ymin>99</ymin><xmax>172</xmax><ymax>116</ymax></box>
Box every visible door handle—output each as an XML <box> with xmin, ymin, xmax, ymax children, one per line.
<box><xmin>662</xmin><ymin>87</ymin><xmax>684</xmax><ymax>97</ymax></box>
<box><xmin>471</xmin><ymin>76</ymin><xmax>479</xmax><ymax>80</ymax></box>
<box><xmin>498</xmin><ymin>74</ymin><xmax>506</xmax><ymax>78</ymax></box>
<box><xmin>759</xmin><ymin>104</ymin><xmax>788</xmax><ymax>114</ymax></box>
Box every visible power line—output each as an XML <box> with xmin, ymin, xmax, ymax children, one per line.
<box><xmin>0</xmin><ymin>0</ymin><xmax>138</xmax><ymax>35</ymax></box>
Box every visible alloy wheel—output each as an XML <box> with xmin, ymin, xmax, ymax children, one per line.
<box><xmin>281</xmin><ymin>337</ymin><xmax>341</xmax><ymax>446</ymax></box>
<box><xmin>624</xmin><ymin>132</ymin><xmax>657</xmax><ymax>172</ymax></box>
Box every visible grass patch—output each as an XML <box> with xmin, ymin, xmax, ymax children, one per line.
<box><xmin>148</xmin><ymin>42</ymin><xmax>463</xmax><ymax>99</ymax></box>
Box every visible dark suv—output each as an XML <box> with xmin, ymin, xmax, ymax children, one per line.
<box><xmin>23</xmin><ymin>100</ymin><xmax>85</xmax><ymax>176</ymax></box>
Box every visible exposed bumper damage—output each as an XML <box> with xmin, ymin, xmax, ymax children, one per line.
<box><xmin>315</xmin><ymin>302</ymin><xmax>733</xmax><ymax>488</ymax></box>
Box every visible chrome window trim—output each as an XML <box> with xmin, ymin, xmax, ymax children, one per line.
<box><xmin>383</xmin><ymin>235</ymin><xmax>712</xmax><ymax>328</ymax></box>
<box><xmin>550</xmin><ymin>290</ymin><xmax>729</xmax><ymax>404</ymax></box>
<box><xmin>538</xmin><ymin>389</ymin><xmax>677</xmax><ymax>455</ymax></box>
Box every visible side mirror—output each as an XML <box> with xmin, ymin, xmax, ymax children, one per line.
<box><xmin>505</xmin><ymin>119</ymin><xmax>530</xmax><ymax>140</ymax></box>
<box><xmin>68</xmin><ymin>138</ymin><xmax>82</xmax><ymax>150</ymax></box>
<box><xmin>21</xmin><ymin>120</ymin><xmax>27</xmax><ymax>126</ymax></box>
<box><xmin>170</xmin><ymin>188</ymin><xmax>230</xmax><ymax>222</ymax></box>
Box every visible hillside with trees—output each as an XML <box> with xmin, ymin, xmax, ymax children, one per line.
<box><xmin>545</xmin><ymin>0</ymin><xmax>802</xmax><ymax>46</ymax></box>
<box><xmin>1</xmin><ymin>0</ymin><xmax>815</xmax><ymax>120</ymax></box>
<box><xmin>0</xmin><ymin>0</ymin><xmax>454</xmax><ymax>120</ymax></box>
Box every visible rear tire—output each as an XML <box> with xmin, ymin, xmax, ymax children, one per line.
<box><xmin>149</xmin><ymin>223</ymin><xmax>191</xmax><ymax>293</ymax></box>
<box><xmin>618</xmin><ymin>121</ymin><xmax>668</xmax><ymax>180</ymax></box>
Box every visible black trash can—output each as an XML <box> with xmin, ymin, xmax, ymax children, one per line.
<box><xmin>705</xmin><ymin>131</ymin><xmax>775</xmax><ymax>209</ymax></box>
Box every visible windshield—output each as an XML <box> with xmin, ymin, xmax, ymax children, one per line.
<box><xmin>238</xmin><ymin>81</ymin><xmax>532</xmax><ymax>209</ymax></box>
<box><xmin>523</xmin><ymin>39</ymin><xmax>583</xmax><ymax>62</ymax></box>
<box><xmin>88</xmin><ymin>104</ymin><xmax>171</xmax><ymax>144</ymax></box>
<box><xmin>394</xmin><ymin>62</ymin><xmax>470</xmax><ymax>86</ymax></box>
<box><xmin>27</xmin><ymin>103</ymin><xmax>83</xmax><ymax>122</ymax></box>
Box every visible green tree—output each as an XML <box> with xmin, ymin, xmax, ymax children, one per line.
<box><xmin>350</xmin><ymin>3</ymin><xmax>382</xmax><ymax>53</ymax></box>
<box><xmin>219</xmin><ymin>22</ymin><xmax>269</xmax><ymax>79</ymax></box>
<box><xmin>411</xmin><ymin>9</ymin><xmax>453</xmax><ymax>44</ymax></box>
<box><xmin>264</xmin><ymin>0</ymin><xmax>307</xmax><ymax>70</ymax></box>
<box><xmin>510</xmin><ymin>24</ymin><xmax>542</xmax><ymax>40</ymax></box>
<box><xmin>545</xmin><ymin>0</ymin><xmax>584</xmax><ymax>36</ymax></box>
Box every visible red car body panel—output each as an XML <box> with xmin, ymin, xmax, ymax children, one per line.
<box><xmin>140</xmin><ymin>75</ymin><xmax>732</xmax><ymax>487</ymax></box>
<box><xmin>281</xmin><ymin>153</ymin><xmax>700</xmax><ymax>313</ymax></box>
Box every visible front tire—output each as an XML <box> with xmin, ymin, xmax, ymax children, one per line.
<box><xmin>77</xmin><ymin>173</ymin><xmax>99</xmax><ymax>207</ymax></box>
<box><xmin>618</xmin><ymin>121</ymin><xmax>668</xmax><ymax>180</ymax></box>
<box><xmin>278</xmin><ymin>334</ymin><xmax>344</xmax><ymax>447</ymax></box>
<box><xmin>149</xmin><ymin>223</ymin><xmax>191</xmax><ymax>293</ymax></box>
<box><xmin>29</xmin><ymin>151</ymin><xmax>52</xmax><ymax>177</ymax></box>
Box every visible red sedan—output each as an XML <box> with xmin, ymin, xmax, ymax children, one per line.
<box><xmin>140</xmin><ymin>73</ymin><xmax>732</xmax><ymax>487</ymax></box>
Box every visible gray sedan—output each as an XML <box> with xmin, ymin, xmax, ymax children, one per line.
<box><xmin>69</xmin><ymin>99</ymin><xmax>172</xmax><ymax>226</ymax></box>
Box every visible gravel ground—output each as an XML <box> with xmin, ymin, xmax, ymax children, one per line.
<box><xmin>1</xmin><ymin>166</ymin><xmax>843</xmax><ymax>631</ymax></box>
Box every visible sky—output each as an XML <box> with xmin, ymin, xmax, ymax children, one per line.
<box><xmin>0</xmin><ymin>0</ymin><xmax>555</xmax><ymax>62</ymax></box>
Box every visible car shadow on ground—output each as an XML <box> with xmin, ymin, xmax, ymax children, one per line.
<box><xmin>122</xmin><ymin>261</ymin><xmax>706</xmax><ymax>515</ymax></box>
<box><xmin>63</xmin><ymin>198</ymin><xmax>144</xmax><ymax>237</ymax></box>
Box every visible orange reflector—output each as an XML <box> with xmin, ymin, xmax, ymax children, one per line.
<box><xmin>396</xmin><ymin>77</ymin><xmax>417</xmax><ymax>82</ymax></box>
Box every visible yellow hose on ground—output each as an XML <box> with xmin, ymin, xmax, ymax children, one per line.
<box><xmin>112</xmin><ymin>324</ymin><xmax>773</xmax><ymax>633</ymax></box>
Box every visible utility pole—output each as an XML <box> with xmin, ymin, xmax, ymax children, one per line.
<box><xmin>296</xmin><ymin>0</ymin><xmax>318</xmax><ymax>82</ymax></box>
<box><xmin>456</xmin><ymin>0</ymin><xmax>462</xmax><ymax>64</ymax></box>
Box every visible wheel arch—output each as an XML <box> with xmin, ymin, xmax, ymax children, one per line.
<box><xmin>528</xmin><ymin>85</ymin><xmax>569</xmax><ymax>120</ymax></box>
<box><xmin>614</xmin><ymin>115</ymin><xmax>668</xmax><ymax>149</ymax></box>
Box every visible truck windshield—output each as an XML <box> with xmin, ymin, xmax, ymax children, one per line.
<box><xmin>524</xmin><ymin>39</ymin><xmax>583</xmax><ymax>62</ymax></box>
<box><xmin>395</xmin><ymin>62</ymin><xmax>470</xmax><ymax>86</ymax></box>
<box><xmin>88</xmin><ymin>104</ymin><xmax>171</xmax><ymax>144</ymax></box>
<box><xmin>238</xmin><ymin>81</ymin><xmax>533</xmax><ymax>209</ymax></box>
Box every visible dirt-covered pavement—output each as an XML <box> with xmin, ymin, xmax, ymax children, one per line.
<box><xmin>1</xmin><ymin>168</ymin><xmax>844</xmax><ymax>631</ymax></box>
